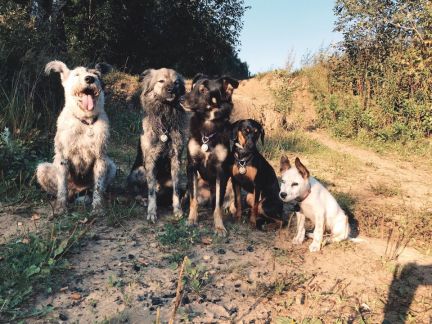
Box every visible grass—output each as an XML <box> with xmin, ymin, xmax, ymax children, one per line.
<box><xmin>0</xmin><ymin>210</ymin><xmax>93</xmax><ymax>321</ymax></box>
<box><xmin>370</xmin><ymin>182</ymin><xmax>400</xmax><ymax>197</ymax></box>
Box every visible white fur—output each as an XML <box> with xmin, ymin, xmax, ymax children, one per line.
<box><xmin>37</xmin><ymin>61</ymin><xmax>115</xmax><ymax>215</ymax></box>
<box><xmin>280</xmin><ymin>159</ymin><xmax>349</xmax><ymax>252</ymax></box>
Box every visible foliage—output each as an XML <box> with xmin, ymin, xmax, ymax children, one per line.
<box><xmin>183</xmin><ymin>258</ymin><xmax>210</xmax><ymax>295</ymax></box>
<box><xmin>0</xmin><ymin>127</ymin><xmax>52</xmax><ymax>202</ymax></box>
<box><xmin>158</xmin><ymin>219</ymin><xmax>202</xmax><ymax>251</ymax></box>
<box><xmin>270</xmin><ymin>69</ymin><xmax>297</xmax><ymax>115</ymax></box>
<box><xmin>0</xmin><ymin>212</ymin><xmax>93</xmax><ymax>321</ymax></box>
<box><xmin>305</xmin><ymin>0</ymin><xmax>432</xmax><ymax>143</ymax></box>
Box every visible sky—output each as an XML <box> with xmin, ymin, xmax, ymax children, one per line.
<box><xmin>238</xmin><ymin>0</ymin><xmax>342</xmax><ymax>74</ymax></box>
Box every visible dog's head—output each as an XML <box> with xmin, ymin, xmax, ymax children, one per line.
<box><xmin>180</xmin><ymin>74</ymin><xmax>239</xmax><ymax>112</ymax></box>
<box><xmin>279</xmin><ymin>156</ymin><xmax>310</xmax><ymax>202</ymax></box>
<box><xmin>231</xmin><ymin>119</ymin><xmax>265</xmax><ymax>151</ymax></box>
<box><xmin>139</xmin><ymin>68</ymin><xmax>185</xmax><ymax>104</ymax></box>
<box><xmin>45</xmin><ymin>60</ymin><xmax>111</xmax><ymax>116</ymax></box>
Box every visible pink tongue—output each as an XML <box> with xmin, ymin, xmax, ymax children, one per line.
<box><xmin>82</xmin><ymin>94</ymin><xmax>94</xmax><ymax>111</ymax></box>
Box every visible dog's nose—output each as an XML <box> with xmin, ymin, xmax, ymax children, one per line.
<box><xmin>85</xmin><ymin>76</ymin><xmax>95</xmax><ymax>84</ymax></box>
<box><xmin>279</xmin><ymin>192</ymin><xmax>287</xmax><ymax>199</ymax></box>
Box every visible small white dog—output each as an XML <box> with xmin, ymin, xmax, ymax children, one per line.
<box><xmin>279</xmin><ymin>156</ymin><xmax>349</xmax><ymax>252</ymax></box>
<box><xmin>37</xmin><ymin>61</ymin><xmax>116</xmax><ymax>216</ymax></box>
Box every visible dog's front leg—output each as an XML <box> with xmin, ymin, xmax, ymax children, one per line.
<box><xmin>292</xmin><ymin>211</ymin><xmax>306</xmax><ymax>244</ymax></box>
<box><xmin>92</xmin><ymin>158</ymin><xmax>109</xmax><ymax>215</ymax></box>
<box><xmin>309</xmin><ymin>213</ymin><xmax>324</xmax><ymax>252</ymax></box>
<box><xmin>171</xmin><ymin>149</ymin><xmax>182</xmax><ymax>219</ymax></box>
<box><xmin>55</xmin><ymin>158</ymin><xmax>69</xmax><ymax>215</ymax></box>
<box><xmin>213</xmin><ymin>172</ymin><xmax>228</xmax><ymax>236</ymax></box>
<box><xmin>144</xmin><ymin>155</ymin><xmax>157</xmax><ymax>223</ymax></box>
<box><xmin>250</xmin><ymin>188</ymin><xmax>261</xmax><ymax>228</ymax></box>
<box><xmin>187</xmin><ymin>165</ymin><xmax>199</xmax><ymax>225</ymax></box>
<box><xmin>232</xmin><ymin>178</ymin><xmax>242</xmax><ymax>222</ymax></box>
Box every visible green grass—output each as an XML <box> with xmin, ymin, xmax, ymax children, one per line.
<box><xmin>0</xmin><ymin>211</ymin><xmax>93</xmax><ymax>321</ymax></box>
<box><xmin>260</xmin><ymin>130</ymin><xmax>324</xmax><ymax>161</ymax></box>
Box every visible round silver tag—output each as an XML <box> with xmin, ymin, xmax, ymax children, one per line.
<box><xmin>160</xmin><ymin>134</ymin><xmax>168</xmax><ymax>142</ymax></box>
<box><xmin>201</xmin><ymin>143</ymin><xmax>209</xmax><ymax>152</ymax></box>
<box><xmin>239</xmin><ymin>166</ymin><xmax>247</xmax><ymax>175</ymax></box>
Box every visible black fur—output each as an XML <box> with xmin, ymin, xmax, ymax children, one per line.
<box><xmin>183</xmin><ymin>74</ymin><xmax>239</xmax><ymax>234</ymax></box>
<box><xmin>230</xmin><ymin>119</ymin><xmax>284</xmax><ymax>226</ymax></box>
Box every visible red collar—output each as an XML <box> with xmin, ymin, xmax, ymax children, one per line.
<box><xmin>296</xmin><ymin>186</ymin><xmax>311</xmax><ymax>202</ymax></box>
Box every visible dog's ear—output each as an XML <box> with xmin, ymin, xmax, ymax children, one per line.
<box><xmin>192</xmin><ymin>73</ymin><xmax>207</xmax><ymax>89</ymax></box>
<box><xmin>139</xmin><ymin>69</ymin><xmax>152</xmax><ymax>82</ymax></box>
<box><xmin>45</xmin><ymin>60</ymin><xmax>70</xmax><ymax>83</ymax></box>
<box><xmin>219</xmin><ymin>76</ymin><xmax>239</xmax><ymax>97</ymax></box>
<box><xmin>139</xmin><ymin>69</ymin><xmax>154</xmax><ymax>95</ymax></box>
<box><xmin>176</xmin><ymin>74</ymin><xmax>186</xmax><ymax>96</ymax></box>
<box><xmin>95</xmin><ymin>62</ymin><xmax>113</xmax><ymax>76</ymax></box>
<box><xmin>295</xmin><ymin>157</ymin><xmax>310</xmax><ymax>179</ymax></box>
<box><xmin>231</xmin><ymin>120</ymin><xmax>242</xmax><ymax>141</ymax></box>
<box><xmin>280</xmin><ymin>155</ymin><xmax>291</xmax><ymax>172</ymax></box>
<box><xmin>259</xmin><ymin>126</ymin><xmax>265</xmax><ymax>145</ymax></box>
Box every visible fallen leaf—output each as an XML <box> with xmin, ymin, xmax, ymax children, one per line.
<box><xmin>22</xmin><ymin>238</ymin><xmax>30</xmax><ymax>244</ymax></box>
<box><xmin>60</xmin><ymin>286</ymin><xmax>68</xmax><ymax>292</ymax></box>
<box><xmin>17</xmin><ymin>222</ymin><xmax>23</xmax><ymax>227</ymax></box>
<box><xmin>31</xmin><ymin>213</ymin><xmax>41</xmax><ymax>221</ymax></box>
<box><xmin>70</xmin><ymin>293</ymin><xmax>81</xmax><ymax>300</ymax></box>
<box><xmin>137</xmin><ymin>258</ymin><xmax>149</xmax><ymax>266</ymax></box>
<box><xmin>203</xmin><ymin>255</ymin><xmax>211</xmax><ymax>261</ymax></box>
<box><xmin>201</xmin><ymin>236</ymin><xmax>213</xmax><ymax>245</ymax></box>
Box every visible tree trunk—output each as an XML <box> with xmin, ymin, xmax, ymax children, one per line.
<box><xmin>30</xmin><ymin>0</ymin><xmax>45</xmax><ymax>27</ymax></box>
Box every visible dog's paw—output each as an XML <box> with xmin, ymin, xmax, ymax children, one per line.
<box><xmin>91</xmin><ymin>207</ymin><xmax>104</xmax><ymax>217</ymax></box>
<box><xmin>309</xmin><ymin>241</ymin><xmax>321</xmax><ymax>252</ymax></box>
<box><xmin>147</xmin><ymin>211</ymin><xmax>157</xmax><ymax>223</ymax></box>
<box><xmin>214</xmin><ymin>225</ymin><xmax>227</xmax><ymax>237</ymax></box>
<box><xmin>292</xmin><ymin>236</ymin><xmax>305</xmax><ymax>245</ymax></box>
<box><xmin>53</xmin><ymin>201</ymin><xmax>67</xmax><ymax>218</ymax></box>
<box><xmin>173</xmin><ymin>208</ymin><xmax>183</xmax><ymax>220</ymax></box>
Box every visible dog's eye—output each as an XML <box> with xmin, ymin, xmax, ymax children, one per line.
<box><xmin>292</xmin><ymin>182</ymin><xmax>298</xmax><ymax>187</ymax></box>
<box><xmin>158</xmin><ymin>79</ymin><xmax>165</xmax><ymax>83</ymax></box>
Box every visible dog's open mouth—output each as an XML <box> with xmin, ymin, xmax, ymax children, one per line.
<box><xmin>79</xmin><ymin>88</ymin><xmax>99</xmax><ymax>111</ymax></box>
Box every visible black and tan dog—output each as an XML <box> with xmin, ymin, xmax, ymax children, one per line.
<box><xmin>181</xmin><ymin>74</ymin><xmax>239</xmax><ymax>236</ymax></box>
<box><xmin>230</xmin><ymin>119</ymin><xmax>284</xmax><ymax>227</ymax></box>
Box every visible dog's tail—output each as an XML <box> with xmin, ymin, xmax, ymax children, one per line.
<box><xmin>305</xmin><ymin>232</ymin><xmax>366</xmax><ymax>243</ymax></box>
<box><xmin>348</xmin><ymin>237</ymin><xmax>365</xmax><ymax>243</ymax></box>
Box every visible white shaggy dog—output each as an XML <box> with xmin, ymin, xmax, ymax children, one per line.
<box><xmin>36</xmin><ymin>61</ymin><xmax>116</xmax><ymax>216</ymax></box>
<box><xmin>279</xmin><ymin>156</ymin><xmax>349</xmax><ymax>252</ymax></box>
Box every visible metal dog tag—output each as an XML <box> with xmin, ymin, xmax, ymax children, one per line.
<box><xmin>160</xmin><ymin>134</ymin><xmax>168</xmax><ymax>142</ymax></box>
<box><xmin>201</xmin><ymin>143</ymin><xmax>209</xmax><ymax>152</ymax></box>
<box><xmin>239</xmin><ymin>166</ymin><xmax>247</xmax><ymax>175</ymax></box>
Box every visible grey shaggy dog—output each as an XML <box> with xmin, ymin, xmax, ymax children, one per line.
<box><xmin>127</xmin><ymin>68</ymin><xmax>187</xmax><ymax>222</ymax></box>
<box><xmin>36</xmin><ymin>61</ymin><xmax>116</xmax><ymax>216</ymax></box>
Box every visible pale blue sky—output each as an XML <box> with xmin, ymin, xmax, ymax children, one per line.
<box><xmin>238</xmin><ymin>0</ymin><xmax>341</xmax><ymax>74</ymax></box>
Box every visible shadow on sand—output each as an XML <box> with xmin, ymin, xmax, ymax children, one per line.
<box><xmin>383</xmin><ymin>262</ymin><xmax>432</xmax><ymax>323</ymax></box>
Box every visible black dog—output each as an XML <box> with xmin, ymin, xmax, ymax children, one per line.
<box><xmin>230</xmin><ymin>119</ymin><xmax>284</xmax><ymax>227</ymax></box>
<box><xmin>181</xmin><ymin>74</ymin><xmax>239</xmax><ymax>236</ymax></box>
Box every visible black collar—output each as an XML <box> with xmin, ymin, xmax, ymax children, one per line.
<box><xmin>234</xmin><ymin>151</ymin><xmax>253</xmax><ymax>167</ymax></box>
<box><xmin>76</xmin><ymin>115</ymin><xmax>98</xmax><ymax>125</ymax></box>
<box><xmin>201</xmin><ymin>132</ymin><xmax>216</xmax><ymax>144</ymax></box>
